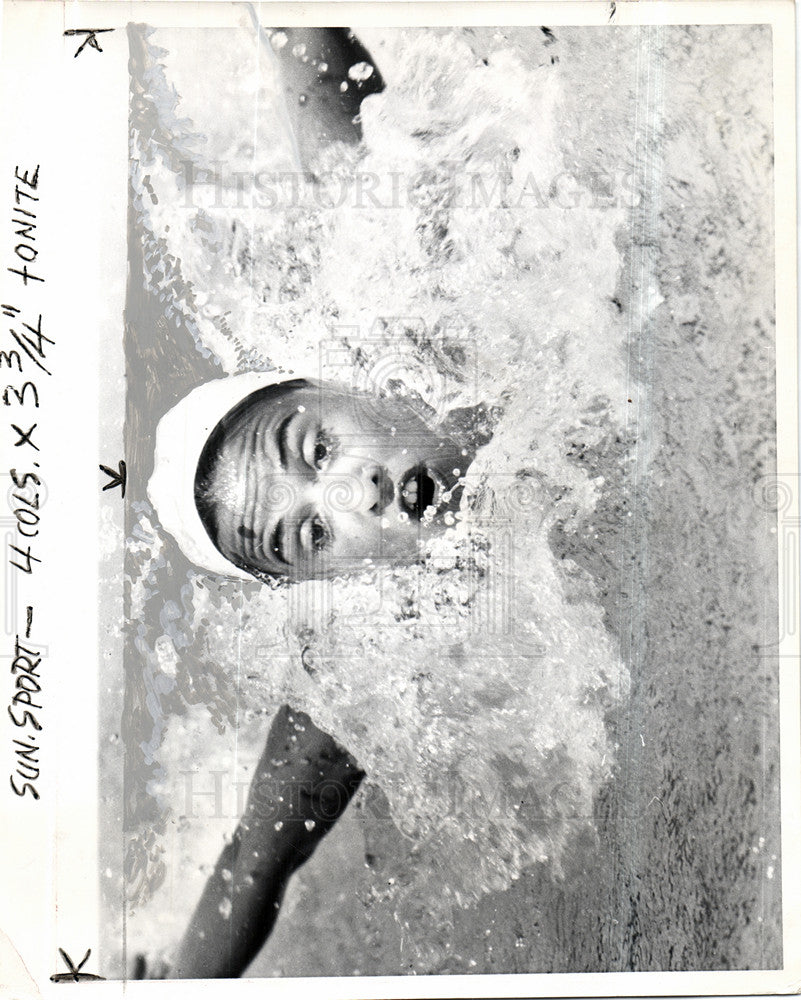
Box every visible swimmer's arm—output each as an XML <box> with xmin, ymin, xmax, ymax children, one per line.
<box><xmin>170</xmin><ymin>705</ymin><xmax>364</xmax><ymax>978</ymax></box>
<box><xmin>264</xmin><ymin>27</ymin><xmax>384</xmax><ymax>167</ymax></box>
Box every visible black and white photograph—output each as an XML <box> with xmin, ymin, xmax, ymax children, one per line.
<box><xmin>0</xmin><ymin>2</ymin><xmax>799</xmax><ymax>996</ymax></box>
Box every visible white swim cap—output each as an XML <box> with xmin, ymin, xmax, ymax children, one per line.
<box><xmin>147</xmin><ymin>371</ymin><xmax>306</xmax><ymax>579</ymax></box>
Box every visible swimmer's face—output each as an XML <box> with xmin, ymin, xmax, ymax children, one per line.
<box><xmin>196</xmin><ymin>380</ymin><xmax>472</xmax><ymax>581</ymax></box>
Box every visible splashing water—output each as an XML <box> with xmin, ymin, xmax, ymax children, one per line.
<box><xmin>127</xmin><ymin>23</ymin><xmax>638</xmax><ymax>936</ymax></box>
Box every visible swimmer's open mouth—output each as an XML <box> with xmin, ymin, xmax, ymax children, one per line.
<box><xmin>399</xmin><ymin>464</ymin><xmax>446</xmax><ymax>520</ymax></box>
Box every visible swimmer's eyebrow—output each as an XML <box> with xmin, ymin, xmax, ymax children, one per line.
<box><xmin>269</xmin><ymin>516</ymin><xmax>291</xmax><ymax>567</ymax></box>
<box><xmin>276</xmin><ymin>413</ymin><xmax>295</xmax><ymax>470</ymax></box>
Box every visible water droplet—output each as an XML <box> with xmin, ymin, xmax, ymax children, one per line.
<box><xmin>348</xmin><ymin>61</ymin><xmax>374</xmax><ymax>82</ymax></box>
<box><xmin>339</xmin><ymin>81</ymin><xmax>349</xmax><ymax>93</ymax></box>
<box><xmin>318</xmin><ymin>61</ymin><xmax>328</xmax><ymax>73</ymax></box>
<box><xmin>274</xmin><ymin>821</ymin><xmax>284</xmax><ymax>831</ymax></box>
<box><xmin>218</xmin><ymin>897</ymin><xmax>232</xmax><ymax>919</ymax></box>
<box><xmin>221</xmin><ymin>868</ymin><xmax>232</xmax><ymax>883</ymax></box>
<box><xmin>298</xmin><ymin>94</ymin><xmax>307</xmax><ymax>106</ymax></box>
<box><xmin>271</xmin><ymin>31</ymin><xmax>288</xmax><ymax>50</ymax></box>
<box><xmin>304</xmin><ymin>819</ymin><xmax>316</xmax><ymax>832</ymax></box>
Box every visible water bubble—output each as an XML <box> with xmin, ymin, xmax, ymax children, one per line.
<box><xmin>318</xmin><ymin>61</ymin><xmax>328</xmax><ymax>73</ymax></box>
<box><xmin>305</xmin><ymin>819</ymin><xmax>316</xmax><ymax>832</ymax></box>
<box><xmin>339</xmin><ymin>81</ymin><xmax>348</xmax><ymax>93</ymax></box>
<box><xmin>348</xmin><ymin>61</ymin><xmax>374</xmax><ymax>82</ymax></box>
<box><xmin>221</xmin><ymin>868</ymin><xmax>232</xmax><ymax>883</ymax></box>
<box><xmin>274</xmin><ymin>821</ymin><xmax>284</xmax><ymax>831</ymax></box>
<box><xmin>271</xmin><ymin>31</ymin><xmax>288</xmax><ymax>50</ymax></box>
<box><xmin>292</xmin><ymin>43</ymin><xmax>307</xmax><ymax>58</ymax></box>
<box><xmin>218</xmin><ymin>897</ymin><xmax>232</xmax><ymax>919</ymax></box>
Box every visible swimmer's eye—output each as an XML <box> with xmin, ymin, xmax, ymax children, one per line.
<box><xmin>301</xmin><ymin>513</ymin><xmax>331</xmax><ymax>554</ymax></box>
<box><xmin>308</xmin><ymin>429</ymin><xmax>336</xmax><ymax>470</ymax></box>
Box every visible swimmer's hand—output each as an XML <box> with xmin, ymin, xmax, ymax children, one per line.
<box><xmin>263</xmin><ymin>27</ymin><xmax>384</xmax><ymax>168</ymax></box>
<box><xmin>131</xmin><ymin>953</ymin><xmax>170</xmax><ymax>980</ymax></box>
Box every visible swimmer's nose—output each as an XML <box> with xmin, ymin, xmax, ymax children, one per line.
<box><xmin>363</xmin><ymin>465</ymin><xmax>394</xmax><ymax>515</ymax></box>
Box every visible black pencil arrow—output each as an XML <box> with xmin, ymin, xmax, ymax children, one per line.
<box><xmin>63</xmin><ymin>28</ymin><xmax>114</xmax><ymax>58</ymax></box>
<box><xmin>51</xmin><ymin>947</ymin><xmax>106</xmax><ymax>983</ymax></box>
<box><xmin>100</xmin><ymin>460</ymin><xmax>126</xmax><ymax>498</ymax></box>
